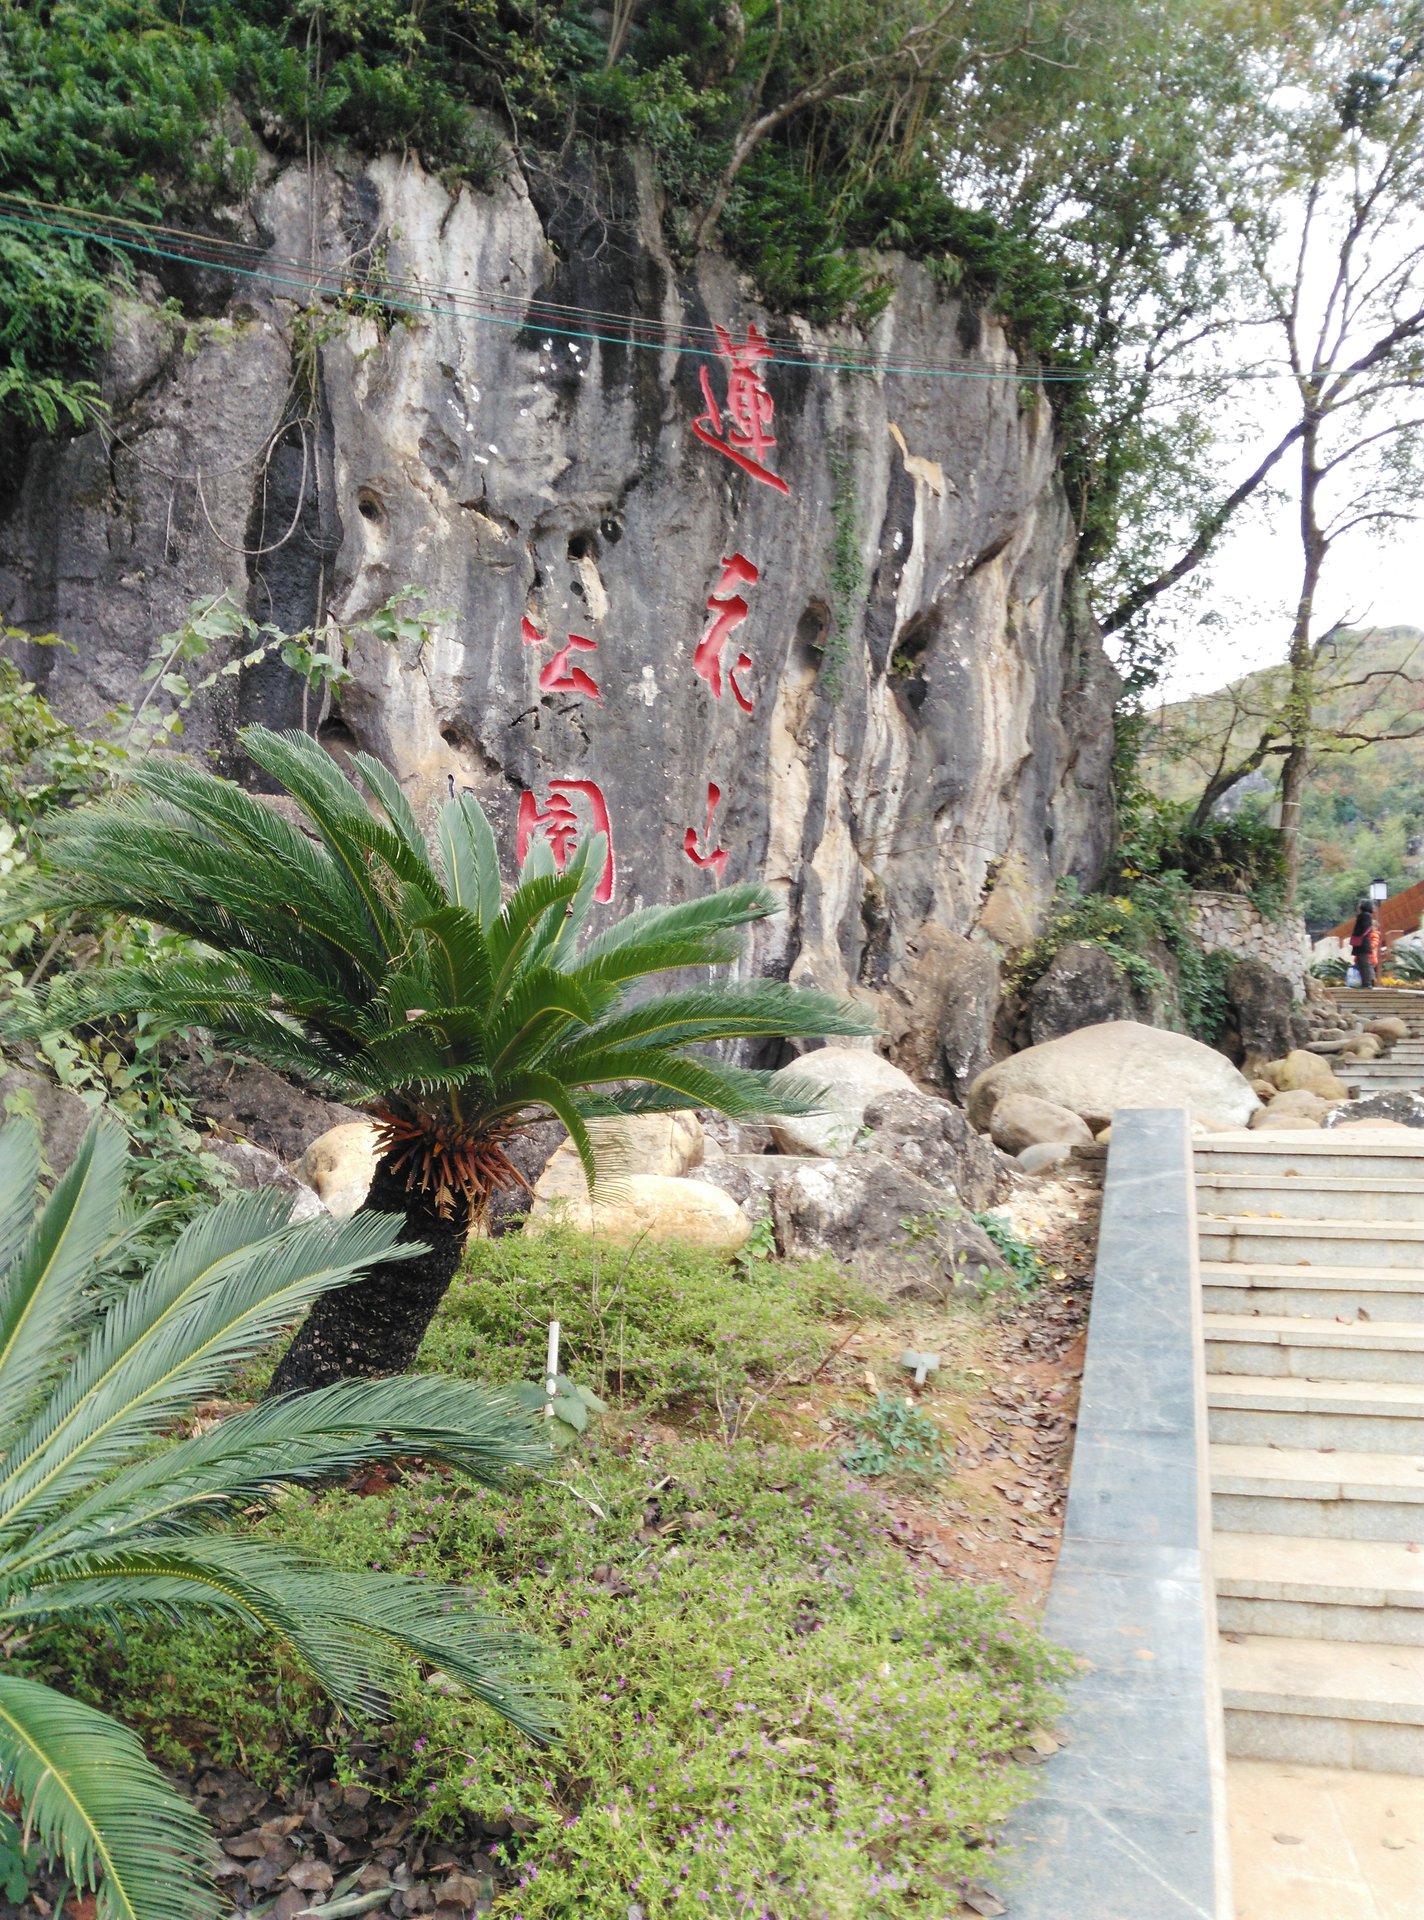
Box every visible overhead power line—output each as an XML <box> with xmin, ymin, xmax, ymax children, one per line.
<box><xmin>0</xmin><ymin>190</ymin><xmax>1290</xmax><ymax>389</ymax></box>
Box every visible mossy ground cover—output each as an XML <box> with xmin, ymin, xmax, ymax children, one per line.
<box><xmin>39</xmin><ymin>1228</ymin><xmax>1071</xmax><ymax>1918</ymax></box>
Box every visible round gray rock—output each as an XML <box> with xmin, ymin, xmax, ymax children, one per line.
<box><xmin>967</xmin><ymin>1020</ymin><xmax>1260</xmax><ymax>1133</ymax></box>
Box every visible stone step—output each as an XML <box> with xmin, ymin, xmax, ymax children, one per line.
<box><xmin>1215</xmin><ymin>1531</ymin><xmax>1424</xmax><ymax>1642</ymax></box>
<box><xmin>1201</xmin><ymin>1260</ymin><xmax>1424</xmax><ymax>1323</ymax></box>
<box><xmin>1211</xmin><ymin>1443</ymin><xmax>1424</xmax><ymax>1541</ymax></box>
<box><xmin>1207</xmin><ymin>1373</ymin><xmax>1424</xmax><ymax>1453</ymax></box>
<box><xmin>1219</xmin><ymin>1633</ymin><xmax>1424</xmax><ymax>1774</ymax></box>
<box><xmin>1205</xmin><ymin>1312</ymin><xmax>1424</xmax><ymax>1384</ymax></box>
<box><xmin>1197</xmin><ymin>1216</ymin><xmax>1424</xmax><ymax>1270</ymax></box>
<box><xmin>1195</xmin><ymin>1136</ymin><xmax>1424</xmax><ymax>1179</ymax></box>
<box><xmin>1197</xmin><ymin>1172</ymin><xmax>1424</xmax><ymax>1221</ymax></box>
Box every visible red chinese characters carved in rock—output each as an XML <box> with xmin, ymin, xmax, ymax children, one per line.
<box><xmin>683</xmin><ymin>782</ymin><xmax>729</xmax><ymax>881</ymax></box>
<box><xmin>693</xmin><ymin>552</ymin><xmax>757</xmax><ymax>713</ymax></box>
<box><xmin>693</xmin><ymin>323</ymin><xmax>791</xmax><ymax>495</ymax></box>
<box><xmin>521</xmin><ymin>616</ymin><xmax>600</xmax><ymax>702</ymax></box>
<box><xmin>516</xmin><ymin>779</ymin><xmax>616</xmax><ymax>903</ymax></box>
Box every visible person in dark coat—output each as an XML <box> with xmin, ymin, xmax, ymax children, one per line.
<box><xmin>1349</xmin><ymin>900</ymin><xmax>1381</xmax><ymax>987</ymax></box>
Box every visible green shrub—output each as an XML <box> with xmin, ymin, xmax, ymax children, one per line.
<box><xmin>838</xmin><ymin>1392</ymin><xmax>951</xmax><ymax>1480</ymax></box>
<box><xmin>422</xmin><ymin>1225</ymin><xmax>877</xmax><ymax>1419</ymax></box>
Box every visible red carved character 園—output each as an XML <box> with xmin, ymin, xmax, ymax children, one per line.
<box><xmin>516</xmin><ymin>779</ymin><xmax>616</xmax><ymax>903</ymax></box>
<box><xmin>693</xmin><ymin>323</ymin><xmax>791</xmax><ymax>495</ymax></box>
<box><xmin>683</xmin><ymin>782</ymin><xmax>729</xmax><ymax>880</ymax></box>
<box><xmin>521</xmin><ymin>616</ymin><xmax>601</xmax><ymax>702</ymax></box>
<box><xmin>693</xmin><ymin>552</ymin><xmax>757</xmax><ymax>713</ymax></box>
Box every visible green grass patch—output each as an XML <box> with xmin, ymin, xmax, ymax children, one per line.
<box><xmin>128</xmin><ymin>1441</ymin><xmax>1061</xmax><ymax>1916</ymax></box>
<box><xmin>420</xmin><ymin>1225</ymin><xmax>877</xmax><ymax>1421</ymax></box>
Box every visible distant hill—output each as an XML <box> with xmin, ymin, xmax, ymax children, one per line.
<box><xmin>1141</xmin><ymin>626</ymin><xmax>1424</xmax><ymax>927</ymax></box>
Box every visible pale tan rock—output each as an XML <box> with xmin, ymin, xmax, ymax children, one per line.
<box><xmin>1365</xmin><ymin>1016</ymin><xmax>1408</xmax><ymax>1042</ymax></box>
<box><xmin>1267</xmin><ymin>1050</ymin><xmax>1349</xmax><ymax>1101</ymax></box>
<box><xmin>1261</xmin><ymin>1088</ymin><xmax>1329</xmax><ymax>1123</ymax></box>
<box><xmin>767</xmin><ymin>1047</ymin><xmax>916</xmax><ymax>1158</ymax></box>
<box><xmin>1248</xmin><ymin>1110</ymin><xmax>1322</xmax><ymax>1131</ymax></box>
<box><xmin>966</xmin><ymin>1021</ymin><xmax>1260</xmax><ymax>1132</ymax></box>
<box><xmin>1328</xmin><ymin>1118</ymin><xmax>1414</xmax><ymax>1133</ymax></box>
<box><xmin>298</xmin><ymin>1120</ymin><xmax>382</xmax><ymax>1219</ymax></box>
<box><xmin>989</xmin><ymin>1092</ymin><xmax>1094</xmax><ymax>1155</ymax></box>
<box><xmin>1338</xmin><ymin>1032</ymin><xmax>1381</xmax><ymax>1060</ymax></box>
<box><xmin>1250</xmin><ymin>1079</ymin><xmax>1277</xmax><ymax>1102</ymax></box>
<box><xmin>525</xmin><ymin>1174</ymin><xmax>751</xmax><ymax>1251</ymax></box>
<box><xmin>535</xmin><ymin>1113</ymin><xmax>704</xmax><ymax>1202</ymax></box>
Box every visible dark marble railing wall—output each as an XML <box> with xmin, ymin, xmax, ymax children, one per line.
<box><xmin>1000</xmin><ymin>1107</ymin><xmax>1230</xmax><ymax>1919</ymax></box>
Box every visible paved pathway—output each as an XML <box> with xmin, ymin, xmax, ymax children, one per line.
<box><xmin>1197</xmin><ymin>1003</ymin><xmax>1424</xmax><ymax>1915</ymax></box>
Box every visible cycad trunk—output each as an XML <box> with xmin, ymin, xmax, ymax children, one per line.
<box><xmin>267</xmin><ymin>1159</ymin><xmax>472</xmax><ymax>1394</ymax></box>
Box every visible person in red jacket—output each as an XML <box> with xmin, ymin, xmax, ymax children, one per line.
<box><xmin>1349</xmin><ymin>900</ymin><xmax>1381</xmax><ymax>987</ymax></box>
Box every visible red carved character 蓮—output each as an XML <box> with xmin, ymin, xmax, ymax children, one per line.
<box><xmin>683</xmin><ymin>782</ymin><xmax>729</xmax><ymax>880</ymax></box>
<box><xmin>521</xmin><ymin>615</ymin><xmax>601</xmax><ymax>702</ymax></box>
<box><xmin>693</xmin><ymin>552</ymin><xmax>758</xmax><ymax>713</ymax></box>
<box><xmin>693</xmin><ymin>323</ymin><xmax>791</xmax><ymax>495</ymax></box>
<box><xmin>516</xmin><ymin>779</ymin><xmax>616</xmax><ymax>903</ymax></box>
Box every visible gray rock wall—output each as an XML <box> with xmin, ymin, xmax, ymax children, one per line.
<box><xmin>0</xmin><ymin>148</ymin><xmax>1117</xmax><ymax>1082</ymax></box>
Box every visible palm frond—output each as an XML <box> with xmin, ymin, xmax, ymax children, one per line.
<box><xmin>0</xmin><ymin>1674</ymin><xmax>218</xmax><ymax>1920</ymax></box>
<box><xmin>0</xmin><ymin>1204</ymin><xmax>415</xmax><ymax>1539</ymax></box>
<box><xmin>435</xmin><ymin>789</ymin><xmax>503</xmax><ymax>929</ymax></box>
<box><xmin>47</xmin><ymin>1378</ymin><xmax>546</xmax><ymax>1550</ymax></box>
<box><xmin>0</xmin><ymin>1120</ymin><xmax>129</xmax><ymax>1454</ymax></box>
<box><xmin>0</xmin><ymin>1119</ymin><xmax>41</xmax><ymax>1273</ymax></box>
<box><xmin>15</xmin><ymin>1537</ymin><xmax>559</xmax><ymax>1739</ymax></box>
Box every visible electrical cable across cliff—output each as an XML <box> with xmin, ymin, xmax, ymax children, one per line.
<box><xmin>0</xmin><ymin>189</ymin><xmax>1272</xmax><ymax>389</ymax></box>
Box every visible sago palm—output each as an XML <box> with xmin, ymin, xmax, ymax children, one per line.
<box><xmin>13</xmin><ymin>727</ymin><xmax>871</xmax><ymax>1389</ymax></box>
<box><xmin>0</xmin><ymin>1114</ymin><xmax>556</xmax><ymax>1920</ymax></box>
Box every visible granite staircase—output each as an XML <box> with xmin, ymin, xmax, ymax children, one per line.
<box><xmin>1197</xmin><ymin>1129</ymin><xmax>1424</xmax><ymax>1779</ymax></box>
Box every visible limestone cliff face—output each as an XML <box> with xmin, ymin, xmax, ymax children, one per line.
<box><xmin>0</xmin><ymin>148</ymin><xmax>1116</xmax><ymax>1090</ymax></box>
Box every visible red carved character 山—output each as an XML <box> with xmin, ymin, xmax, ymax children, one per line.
<box><xmin>693</xmin><ymin>552</ymin><xmax>757</xmax><ymax>713</ymax></box>
<box><xmin>683</xmin><ymin>782</ymin><xmax>729</xmax><ymax>880</ymax></box>
<box><xmin>516</xmin><ymin>779</ymin><xmax>616</xmax><ymax>903</ymax></box>
<box><xmin>693</xmin><ymin>323</ymin><xmax>791</xmax><ymax>495</ymax></box>
<box><xmin>521</xmin><ymin>615</ymin><xmax>601</xmax><ymax>701</ymax></box>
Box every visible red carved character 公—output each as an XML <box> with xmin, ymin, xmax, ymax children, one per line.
<box><xmin>693</xmin><ymin>552</ymin><xmax>758</xmax><ymax>713</ymax></box>
<box><xmin>683</xmin><ymin>782</ymin><xmax>729</xmax><ymax>880</ymax></box>
<box><xmin>693</xmin><ymin>323</ymin><xmax>791</xmax><ymax>495</ymax></box>
<box><xmin>516</xmin><ymin>779</ymin><xmax>616</xmax><ymax>903</ymax></box>
<box><xmin>521</xmin><ymin>615</ymin><xmax>601</xmax><ymax>702</ymax></box>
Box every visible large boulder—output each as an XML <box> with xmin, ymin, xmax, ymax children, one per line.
<box><xmin>534</xmin><ymin>1112</ymin><xmax>703</xmax><ymax>1199</ymax></box>
<box><xmin>766</xmin><ymin>1154</ymin><xmax>1008</xmax><ymax>1301</ymax></box>
<box><xmin>767</xmin><ymin>1048</ymin><xmax>916</xmax><ymax>1158</ymax></box>
<box><xmin>1325</xmin><ymin>1090</ymin><xmax>1424</xmax><ymax>1130</ymax></box>
<box><xmin>967</xmin><ymin>1021</ymin><xmax>1261</xmax><ymax>1133</ymax></box>
<box><xmin>0</xmin><ymin>1065</ymin><xmax>92</xmax><ymax>1175</ymax></box>
<box><xmin>989</xmin><ymin>1092</ymin><xmax>1094</xmax><ymax>1156</ymax></box>
<box><xmin>1024</xmin><ymin>943</ymin><xmax>1133</xmax><ymax>1047</ymax></box>
<box><xmin>1265</xmin><ymin>1050</ymin><xmax>1349</xmax><ymax>1101</ymax></box>
<box><xmin>298</xmin><ymin>1121</ymin><xmax>383</xmax><ymax>1220</ymax></box>
<box><xmin>1224</xmin><ymin>957</ymin><xmax>1295</xmax><ymax>1064</ymax></box>
<box><xmin>525</xmin><ymin>1174</ymin><xmax>750</xmax><ymax>1251</ymax></box>
<box><xmin>859</xmin><ymin>1088</ymin><xmax>1016</xmax><ymax>1211</ymax></box>
<box><xmin>173</xmin><ymin>1046</ymin><xmax>363</xmax><ymax>1162</ymax></box>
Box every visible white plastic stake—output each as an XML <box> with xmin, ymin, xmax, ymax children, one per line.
<box><xmin>545</xmin><ymin>1320</ymin><xmax>561</xmax><ymax>1418</ymax></box>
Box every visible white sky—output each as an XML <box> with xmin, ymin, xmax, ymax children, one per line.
<box><xmin>1153</xmin><ymin>502</ymin><xmax>1422</xmax><ymax>703</ymax></box>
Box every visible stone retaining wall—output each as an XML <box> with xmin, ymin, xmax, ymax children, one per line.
<box><xmin>1189</xmin><ymin>890</ymin><xmax>1312</xmax><ymax>994</ymax></box>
